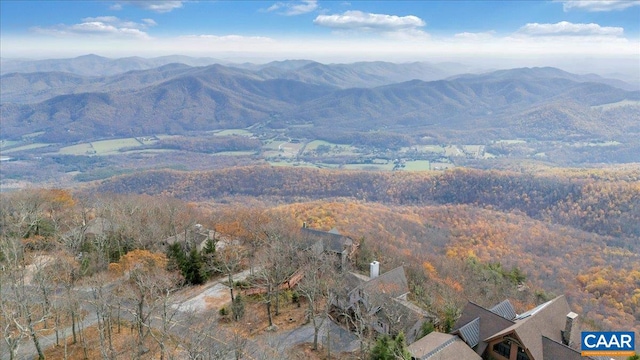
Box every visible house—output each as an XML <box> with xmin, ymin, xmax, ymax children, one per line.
<box><xmin>160</xmin><ymin>224</ymin><xmax>214</xmax><ymax>252</ymax></box>
<box><xmin>333</xmin><ymin>262</ymin><xmax>435</xmax><ymax>344</ymax></box>
<box><xmin>63</xmin><ymin>217</ymin><xmax>116</xmax><ymax>252</ymax></box>
<box><xmin>300</xmin><ymin>224</ymin><xmax>356</xmax><ymax>268</ymax></box>
<box><xmin>407</xmin><ymin>332</ymin><xmax>482</xmax><ymax>360</ymax></box>
<box><xmin>83</xmin><ymin>217</ymin><xmax>116</xmax><ymax>240</ymax></box>
<box><xmin>451</xmin><ymin>296</ymin><xmax>603</xmax><ymax>360</ymax></box>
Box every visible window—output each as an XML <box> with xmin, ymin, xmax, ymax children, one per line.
<box><xmin>516</xmin><ymin>347</ymin><xmax>529</xmax><ymax>360</ymax></box>
<box><xmin>493</xmin><ymin>340</ymin><xmax>511</xmax><ymax>358</ymax></box>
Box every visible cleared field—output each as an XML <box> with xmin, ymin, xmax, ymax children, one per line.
<box><xmin>341</xmin><ymin>163</ymin><xmax>395</xmax><ymax>171</ymax></box>
<box><xmin>268</xmin><ymin>161</ymin><xmax>318</xmax><ymax>168</ymax></box>
<box><xmin>264</xmin><ymin>141</ymin><xmax>304</xmax><ymax>158</ymax></box>
<box><xmin>0</xmin><ymin>140</ymin><xmax>20</xmax><ymax>149</ymax></box>
<box><xmin>444</xmin><ymin>145</ymin><xmax>464</xmax><ymax>157</ymax></box>
<box><xmin>211</xmin><ymin>151</ymin><xmax>256</xmax><ymax>156</ymax></box>
<box><xmin>58</xmin><ymin>138</ymin><xmax>147</xmax><ymax>155</ymax></box>
<box><xmin>304</xmin><ymin>140</ymin><xmax>357</xmax><ymax>155</ymax></box>
<box><xmin>2</xmin><ymin>143</ymin><xmax>51</xmax><ymax>153</ymax></box>
<box><xmin>305</xmin><ymin>140</ymin><xmax>333</xmax><ymax>151</ymax></box>
<box><xmin>495</xmin><ymin>139</ymin><xmax>526</xmax><ymax>145</ymax></box>
<box><xmin>22</xmin><ymin>131</ymin><xmax>45</xmax><ymax>139</ymax></box>
<box><xmin>572</xmin><ymin>141</ymin><xmax>622</xmax><ymax>147</ymax></box>
<box><xmin>124</xmin><ymin>149</ymin><xmax>174</xmax><ymax>153</ymax></box>
<box><xmin>91</xmin><ymin>138</ymin><xmax>142</xmax><ymax>154</ymax></box>
<box><xmin>58</xmin><ymin>143</ymin><xmax>94</xmax><ymax>155</ymax></box>
<box><xmin>592</xmin><ymin>100</ymin><xmax>640</xmax><ymax>111</ymax></box>
<box><xmin>403</xmin><ymin>160</ymin><xmax>432</xmax><ymax>171</ymax></box>
<box><xmin>212</xmin><ymin>129</ymin><xmax>253</xmax><ymax>136</ymax></box>
<box><xmin>263</xmin><ymin>141</ymin><xmax>286</xmax><ymax>150</ymax></box>
<box><xmin>418</xmin><ymin>145</ymin><xmax>445</xmax><ymax>153</ymax></box>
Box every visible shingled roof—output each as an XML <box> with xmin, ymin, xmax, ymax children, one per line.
<box><xmin>451</xmin><ymin>301</ymin><xmax>515</xmax><ymax>355</ymax></box>
<box><xmin>408</xmin><ymin>332</ymin><xmax>482</xmax><ymax>360</ymax></box>
<box><xmin>301</xmin><ymin>227</ymin><xmax>353</xmax><ymax>253</ymax></box>
<box><xmin>541</xmin><ymin>336</ymin><xmax>597</xmax><ymax>360</ymax></box>
<box><xmin>484</xmin><ymin>296</ymin><xmax>572</xmax><ymax>360</ymax></box>
<box><xmin>354</xmin><ymin>265</ymin><xmax>409</xmax><ymax>299</ymax></box>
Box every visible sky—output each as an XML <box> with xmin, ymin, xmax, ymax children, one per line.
<box><xmin>1</xmin><ymin>0</ymin><xmax>639</xmax><ymax>72</ymax></box>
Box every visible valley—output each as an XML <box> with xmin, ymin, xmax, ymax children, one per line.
<box><xmin>1</xmin><ymin>54</ymin><xmax>639</xmax><ymax>359</ymax></box>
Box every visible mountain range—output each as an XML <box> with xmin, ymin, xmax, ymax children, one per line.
<box><xmin>1</xmin><ymin>56</ymin><xmax>638</xmax><ymax>145</ymax></box>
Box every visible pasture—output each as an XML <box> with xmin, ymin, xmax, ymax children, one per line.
<box><xmin>0</xmin><ymin>140</ymin><xmax>20</xmax><ymax>149</ymax></box>
<box><xmin>2</xmin><ymin>143</ymin><xmax>51</xmax><ymax>153</ymax></box>
<box><xmin>211</xmin><ymin>151</ymin><xmax>256</xmax><ymax>156</ymax></box>
<box><xmin>58</xmin><ymin>138</ymin><xmax>152</xmax><ymax>156</ymax></box>
<box><xmin>303</xmin><ymin>140</ymin><xmax>358</xmax><ymax>155</ymax></box>
<box><xmin>212</xmin><ymin>129</ymin><xmax>253</xmax><ymax>137</ymax></box>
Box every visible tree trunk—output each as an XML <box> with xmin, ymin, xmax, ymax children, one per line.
<box><xmin>228</xmin><ymin>272</ymin><xmax>235</xmax><ymax>302</ymax></box>
<box><xmin>55</xmin><ymin>313</ymin><xmax>60</xmax><ymax>347</ymax></box>
<box><xmin>266</xmin><ymin>284</ymin><xmax>273</xmax><ymax>327</ymax></box>
<box><xmin>275</xmin><ymin>286</ymin><xmax>280</xmax><ymax>316</ymax></box>
<box><xmin>71</xmin><ymin>311</ymin><xmax>77</xmax><ymax>344</ymax></box>
<box><xmin>137</xmin><ymin>297</ymin><xmax>145</xmax><ymax>347</ymax></box>
<box><xmin>27</xmin><ymin>313</ymin><xmax>45</xmax><ymax>360</ymax></box>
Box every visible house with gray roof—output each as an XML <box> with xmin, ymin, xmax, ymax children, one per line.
<box><xmin>451</xmin><ymin>296</ymin><xmax>602</xmax><ymax>360</ymax></box>
<box><xmin>160</xmin><ymin>224</ymin><xmax>213</xmax><ymax>252</ymax></box>
<box><xmin>300</xmin><ymin>224</ymin><xmax>355</xmax><ymax>268</ymax></box>
<box><xmin>332</xmin><ymin>262</ymin><xmax>435</xmax><ymax>344</ymax></box>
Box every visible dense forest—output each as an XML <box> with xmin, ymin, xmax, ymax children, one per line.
<box><xmin>2</xmin><ymin>166</ymin><xmax>639</xmax><ymax>359</ymax></box>
<box><xmin>96</xmin><ymin>166</ymin><xmax>640</xmax><ymax>330</ymax></box>
<box><xmin>97</xmin><ymin>166</ymin><xmax>640</xmax><ymax>240</ymax></box>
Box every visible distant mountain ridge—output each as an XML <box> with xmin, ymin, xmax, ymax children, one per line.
<box><xmin>0</xmin><ymin>54</ymin><xmax>222</xmax><ymax>76</ymax></box>
<box><xmin>448</xmin><ymin>67</ymin><xmax>637</xmax><ymax>91</ymax></box>
<box><xmin>1</xmin><ymin>58</ymin><xmax>476</xmax><ymax>103</ymax></box>
<box><xmin>1</xmin><ymin>60</ymin><xmax>638</xmax><ymax>144</ymax></box>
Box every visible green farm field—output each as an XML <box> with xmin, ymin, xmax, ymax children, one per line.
<box><xmin>1</xmin><ymin>143</ymin><xmax>52</xmax><ymax>153</ymax></box>
<box><xmin>212</xmin><ymin>129</ymin><xmax>253</xmax><ymax>136</ymax></box>
<box><xmin>58</xmin><ymin>138</ymin><xmax>149</xmax><ymax>155</ymax></box>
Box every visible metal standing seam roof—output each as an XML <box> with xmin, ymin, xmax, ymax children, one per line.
<box><xmin>457</xmin><ymin>317</ymin><xmax>480</xmax><ymax>348</ymax></box>
<box><xmin>490</xmin><ymin>299</ymin><xmax>517</xmax><ymax>320</ymax></box>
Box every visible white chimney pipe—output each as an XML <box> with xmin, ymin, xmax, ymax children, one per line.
<box><xmin>370</xmin><ymin>261</ymin><xmax>380</xmax><ymax>279</ymax></box>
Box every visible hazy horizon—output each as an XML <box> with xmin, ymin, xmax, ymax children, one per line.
<box><xmin>1</xmin><ymin>1</ymin><xmax>639</xmax><ymax>80</ymax></box>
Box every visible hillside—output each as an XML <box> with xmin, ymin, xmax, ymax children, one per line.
<box><xmin>95</xmin><ymin>166</ymin><xmax>640</xmax><ymax>240</ymax></box>
<box><xmin>2</xmin><ymin>65</ymin><xmax>638</xmax><ymax>144</ymax></box>
<box><xmin>93</xmin><ymin>166</ymin><xmax>640</xmax><ymax>335</ymax></box>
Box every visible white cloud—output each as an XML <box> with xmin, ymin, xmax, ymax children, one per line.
<box><xmin>454</xmin><ymin>31</ymin><xmax>496</xmax><ymax>40</ymax></box>
<box><xmin>180</xmin><ymin>34</ymin><xmax>275</xmax><ymax>42</ymax></box>
<box><xmin>516</xmin><ymin>21</ymin><xmax>624</xmax><ymax>37</ymax></box>
<box><xmin>313</xmin><ymin>10</ymin><xmax>428</xmax><ymax>40</ymax></box>
<box><xmin>555</xmin><ymin>0</ymin><xmax>640</xmax><ymax>12</ymax></box>
<box><xmin>267</xmin><ymin>0</ymin><xmax>318</xmax><ymax>16</ymax></box>
<box><xmin>32</xmin><ymin>16</ymin><xmax>155</xmax><ymax>39</ymax></box>
<box><xmin>314</xmin><ymin>10</ymin><xmax>425</xmax><ymax>31</ymax></box>
<box><xmin>142</xmin><ymin>19</ymin><xmax>158</xmax><ymax>27</ymax></box>
<box><xmin>80</xmin><ymin>16</ymin><xmax>156</xmax><ymax>29</ymax></box>
<box><xmin>69</xmin><ymin>22</ymin><xmax>148</xmax><ymax>37</ymax></box>
<box><xmin>114</xmin><ymin>1</ymin><xmax>185</xmax><ymax>13</ymax></box>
